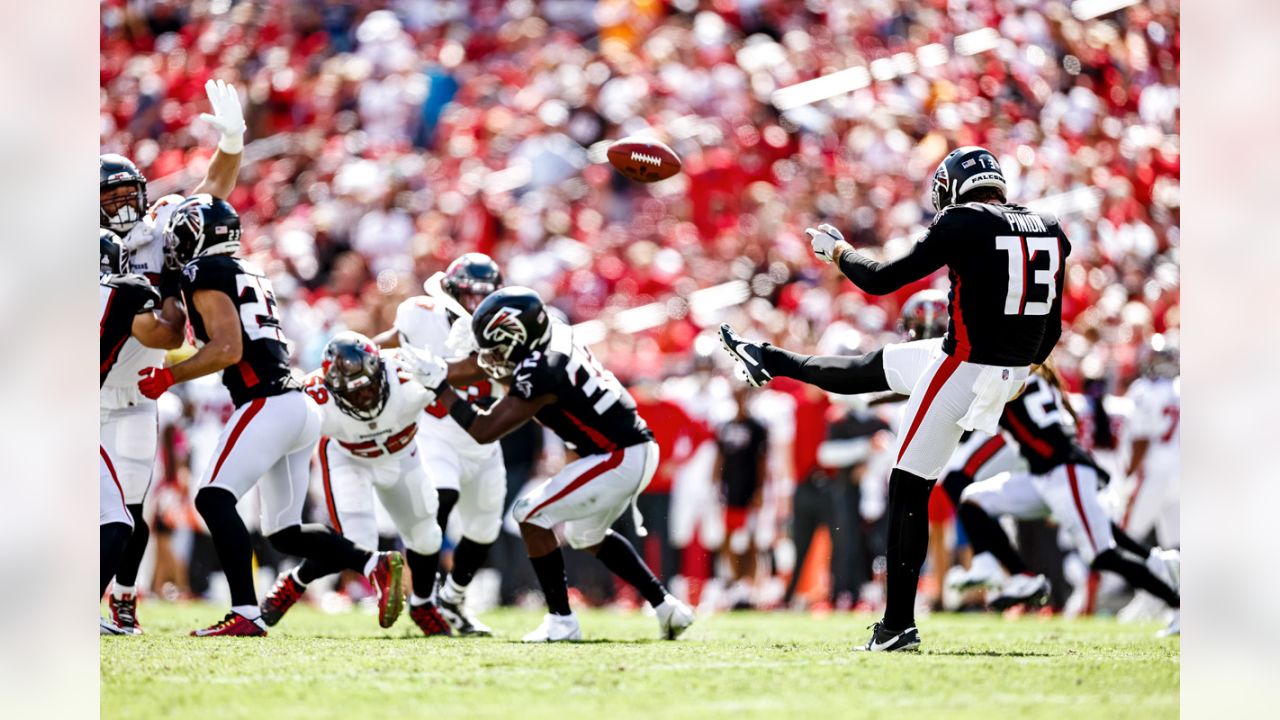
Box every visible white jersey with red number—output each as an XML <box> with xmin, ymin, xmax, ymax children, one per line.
<box><xmin>302</xmin><ymin>352</ymin><xmax>435</xmax><ymax>464</ymax></box>
<box><xmin>394</xmin><ymin>296</ymin><xmax>502</xmax><ymax>458</ymax></box>
<box><xmin>1124</xmin><ymin>376</ymin><xmax>1180</xmax><ymax>479</ymax></box>
<box><xmin>103</xmin><ymin>194</ymin><xmax>186</xmax><ymax>399</ymax></box>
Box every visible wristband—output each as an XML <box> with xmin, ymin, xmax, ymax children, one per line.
<box><xmin>218</xmin><ymin>132</ymin><xmax>245</xmax><ymax>155</ymax></box>
<box><xmin>447</xmin><ymin>398</ymin><xmax>479</xmax><ymax>430</ymax></box>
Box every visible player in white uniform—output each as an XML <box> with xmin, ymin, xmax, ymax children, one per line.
<box><xmin>1121</xmin><ymin>335</ymin><xmax>1180</xmax><ymax>548</ymax></box>
<box><xmin>99</xmin><ymin>79</ymin><xmax>247</xmax><ymax>634</ymax></box>
<box><xmin>373</xmin><ymin>253</ymin><xmax>506</xmax><ymax>636</ymax></box>
<box><xmin>258</xmin><ymin>333</ymin><xmax>453</xmax><ymax>636</ymax></box>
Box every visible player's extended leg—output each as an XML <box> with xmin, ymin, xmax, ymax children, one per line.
<box><xmin>376</xmin><ymin>460</ymin><xmax>450</xmax><ymax>637</ymax></box>
<box><xmin>437</xmin><ymin>451</ymin><xmax>506</xmax><ymax>636</ymax></box>
<box><xmin>720</xmin><ymin>323</ymin><xmax>890</xmax><ymax>393</ymax></box>
<box><xmin>957</xmin><ymin>472</ymin><xmax>1052</xmax><ymax>609</ymax></box>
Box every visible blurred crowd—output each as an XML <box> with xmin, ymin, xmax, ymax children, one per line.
<box><xmin>101</xmin><ymin>0</ymin><xmax>1179</xmax><ymax>614</ymax></box>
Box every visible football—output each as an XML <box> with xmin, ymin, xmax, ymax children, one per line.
<box><xmin>606</xmin><ymin>136</ymin><xmax>682</xmax><ymax>183</ymax></box>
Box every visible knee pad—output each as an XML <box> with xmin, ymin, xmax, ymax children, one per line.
<box><xmin>402</xmin><ymin>519</ymin><xmax>443</xmax><ymax>556</ymax></box>
<box><xmin>463</xmin><ymin>513</ymin><xmax>502</xmax><ymax>545</ymax></box>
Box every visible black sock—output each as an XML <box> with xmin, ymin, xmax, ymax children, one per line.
<box><xmin>194</xmin><ymin>487</ymin><xmax>258</xmax><ymax>607</ymax></box>
<box><xmin>1093</xmin><ymin>549</ymin><xmax>1179</xmax><ymax>608</ymax></box>
<box><xmin>594</xmin><ymin>531</ymin><xmax>667</xmax><ymax>607</ymax></box>
<box><xmin>294</xmin><ymin>558</ymin><xmax>337</xmax><ymax>586</ymax></box>
<box><xmin>268</xmin><ymin>524</ymin><xmax>373</xmax><ymax>575</ymax></box>
<box><xmin>883</xmin><ymin>469</ymin><xmax>934</xmax><ymax>630</ymax></box>
<box><xmin>957</xmin><ymin>501</ymin><xmax>1029</xmax><ymax>575</ymax></box>
<box><xmin>437</xmin><ymin>489</ymin><xmax>459</xmax><ymax>535</ymax></box>
<box><xmin>114</xmin><ymin>503</ymin><xmax>149</xmax><ymax>588</ymax></box>
<box><xmin>449</xmin><ymin>537</ymin><xmax>491</xmax><ymax>588</ymax></box>
<box><xmin>1111</xmin><ymin>522</ymin><xmax>1152</xmax><ymax>558</ymax></box>
<box><xmin>101</xmin><ymin>523</ymin><xmax>132</xmax><ymax>599</ymax></box>
<box><xmin>407</xmin><ymin>550</ymin><xmax>440</xmax><ymax>600</ymax></box>
<box><xmin>529</xmin><ymin>548</ymin><xmax>572</xmax><ymax>616</ymax></box>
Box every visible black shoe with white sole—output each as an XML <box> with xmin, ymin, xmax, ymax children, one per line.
<box><xmin>858</xmin><ymin>622</ymin><xmax>921</xmax><ymax>652</ymax></box>
<box><xmin>437</xmin><ymin>594</ymin><xmax>493</xmax><ymax>637</ymax></box>
<box><xmin>719</xmin><ymin>323</ymin><xmax>772</xmax><ymax>387</ymax></box>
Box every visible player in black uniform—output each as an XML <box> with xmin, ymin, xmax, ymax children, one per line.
<box><xmin>945</xmin><ymin>364</ymin><xmax>1180</xmax><ymax>634</ymax></box>
<box><xmin>135</xmin><ymin>195</ymin><xmax>405</xmax><ymax>637</ymax></box>
<box><xmin>715</xmin><ymin>386</ymin><xmax>769</xmax><ymax>607</ymax></box>
<box><xmin>99</xmin><ymin>231</ymin><xmax>184</xmax><ymax>634</ymax></box>
<box><xmin>409</xmin><ymin>286</ymin><xmax>695</xmax><ymax>641</ymax></box>
<box><xmin>723</xmin><ymin>146</ymin><xmax>1068</xmax><ymax>651</ymax></box>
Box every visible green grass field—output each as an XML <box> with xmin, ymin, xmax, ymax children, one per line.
<box><xmin>101</xmin><ymin>602</ymin><xmax>1177</xmax><ymax>720</ymax></box>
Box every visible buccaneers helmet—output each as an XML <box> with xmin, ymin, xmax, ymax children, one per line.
<box><xmin>322</xmin><ymin>332</ymin><xmax>390</xmax><ymax>421</ymax></box>
<box><xmin>162</xmin><ymin>194</ymin><xmax>242</xmax><ymax>268</ymax></box>
<box><xmin>471</xmin><ymin>287</ymin><xmax>551</xmax><ymax>380</ymax></box>
<box><xmin>100</xmin><ymin>153</ymin><xmax>148</xmax><ymax>235</ymax></box>
<box><xmin>900</xmin><ymin>289</ymin><xmax>950</xmax><ymax>340</ymax></box>
<box><xmin>100</xmin><ymin>228</ymin><xmax>128</xmax><ymax>275</ymax></box>
<box><xmin>930</xmin><ymin>146</ymin><xmax>1006</xmax><ymax>212</ymax></box>
<box><xmin>442</xmin><ymin>253</ymin><xmax>504</xmax><ymax>314</ymax></box>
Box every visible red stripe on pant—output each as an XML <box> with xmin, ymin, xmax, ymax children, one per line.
<box><xmin>896</xmin><ymin>355</ymin><xmax>963</xmax><ymax>465</ymax></box>
<box><xmin>100</xmin><ymin>446</ymin><xmax>129</xmax><ymax>517</ymax></box>
<box><xmin>318</xmin><ymin>437</ymin><xmax>343</xmax><ymax>534</ymax></box>
<box><xmin>1122</xmin><ymin>468</ymin><xmax>1145</xmax><ymax>529</ymax></box>
<box><xmin>962</xmin><ymin>435</ymin><xmax>1007</xmax><ymax>477</ymax></box>
<box><xmin>207</xmin><ymin>398</ymin><xmax>266</xmax><ymax>485</ymax></box>
<box><xmin>525</xmin><ymin>449</ymin><xmax>626</xmax><ymax>520</ymax></box>
<box><xmin>1066</xmin><ymin>464</ymin><xmax>1098</xmax><ymax>554</ymax></box>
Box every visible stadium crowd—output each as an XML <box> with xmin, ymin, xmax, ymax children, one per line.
<box><xmin>100</xmin><ymin>0</ymin><xmax>1179</xmax><ymax>615</ymax></box>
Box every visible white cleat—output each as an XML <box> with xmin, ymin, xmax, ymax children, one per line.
<box><xmin>1147</xmin><ymin>548</ymin><xmax>1181</xmax><ymax>594</ymax></box>
<box><xmin>947</xmin><ymin>552</ymin><xmax>1005</xmax><ymax>592</ymax></box>
<box><xmin>990</xmin><ymin>573</ymin><xmax>1051</xmax><ymax>610</ymax></box>
<box><xmin>1157</xmin><ymin>610</ymin><xmax>1180</xmax><ymax>637</ymax></box>
<box><xmin>522</xmin><ymin>613</ymin><xmax>583</xmax><ymax>643</ymax></box>
<box><xmin>655</xmin><ymin>594</ymin><xmax>695</xmax><ymax>640</ymax></box>
<box><xmin>100</xmin><ymin>617</ymin><xmax>129</xmax><ymax>635</ymax></box>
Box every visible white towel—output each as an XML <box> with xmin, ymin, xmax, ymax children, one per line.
<box><xmin>957</xmin><ymin>365</ymin><xmax>1029</xmax><ymax>434</ymax></box>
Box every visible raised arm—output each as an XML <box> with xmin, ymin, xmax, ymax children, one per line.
<box><xmin>189</xmin><ymin>80</ymin><xmax>246</xmax><ymax>200</ymax></box>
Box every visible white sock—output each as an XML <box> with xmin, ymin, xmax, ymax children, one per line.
<box><xmin>289</xmin><ymin>567</ymin><xmax>307</xmax><ymax>588</ymax></box>
<box><xmin>439</xmin><ymin>576</ymin><xmax>466</xmax><ymax>603</ymax></box>
<box><xmin>363</xmin><ymin>554</ymin><xmax>379</xmax><ymax>577</ymax></box>
<box><xmin>232</xmin><ymin>604</ymin><xmax>261</xmax><ymax>621</ymax></box>
<box><xmin>409</xmin><ymin>593</ymin><xmax>431</xmax><ymax>608</ymax></box>
<box><xmin>112</xmin><ymin>584</ymin><xmax>136</xmax><ymax>599</ymax></box>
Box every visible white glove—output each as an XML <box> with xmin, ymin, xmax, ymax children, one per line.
<box><xmin>806</xmin><ymin>223</ymin><xmax>853</xmax><ymax>264</ymax></box>
<box><xmin>446</xmin><ymin>316</ymin><xmax>479</xmax><ymax>356</ymax></box>
<box><xmin>200</xmin><ymin>79</ymin><xmax>246</xmax><ymax>154</ymax></box>
<box><xmin>399</xmin><ymin>345</ymin><xmax>449</xmax><ymax>392</ymax></box>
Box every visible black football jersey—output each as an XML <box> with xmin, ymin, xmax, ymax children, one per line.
<box><xmin>100</xmin><ymin>273</ymin><xmax>160</xmax><ymax>387</ymax></box>
<box><xmin>507</xmin><ymin>322</ymin><xmax>654</xmax><ymax>455</ymax></box>
<box><xmin>999</xmin><ymin>374</ymin><xmax>1103</xmax><ymax>479</ymax></box>
<box><xmin>180</xmin><ymin>254</ymin><xmax>294</xmax><ymax>407</ymax></box>
<box><xmin>838</xmin><ymin>202</ymin><xmax>1070</xmax><ymax>366</ymax></box>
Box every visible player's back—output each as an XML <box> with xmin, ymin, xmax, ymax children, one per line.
<box><xmin>180</xmin><ymin>254</ymin><xmax>293</xmax><ymax>406</ymax></box>
<box><xmin>100</xmin><ymin>273</ymin><xmax>159</xmax><ymax>387</ymax></box>
<box><xmin>509</xmin><ymin>321</ymin><xmax>653</xmax><ymax>455</ymax></box>
<box><xmin>932</xmin><ymin>203</ymin><xmax>1070</xmax><ymax>367</ymax></box>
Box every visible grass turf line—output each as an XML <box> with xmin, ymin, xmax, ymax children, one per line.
<box><xmin>102</xmin><ymin>602</ymin><xmax>1177</xmax><ymax>720</ymax></box>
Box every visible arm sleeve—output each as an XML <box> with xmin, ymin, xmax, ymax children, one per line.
<box><xmin>835</xmin><ymin>220</ymin><xmax>950</xmax><ymax>295</ymax></box>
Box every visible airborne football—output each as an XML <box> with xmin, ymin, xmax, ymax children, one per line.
<box><xmin>100</xmin><ymin>1</ymin><xmax>1180</xmax><ymax>718</ymax></box>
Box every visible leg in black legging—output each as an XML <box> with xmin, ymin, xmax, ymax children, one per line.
<box><xmin>761</xmin><ymin>347</ymin><xmax>892</xmax><ymax>395</ymax></box>
<box><xmin>113</xmin><ymin>503</ymin><xmax>149</xmax><ymax>590</ymax></box>
<box><xmin>956</xmin><ymin>500</ymin><xmax>1030</xmax><ymax>575</ymax></box>
<box><xmin>1092</xmin><ymin>549</ymin><xmax>1179</xmax><ymax>608</ymax></box>
<box><xmin>101</xmin><ymin>523</ymin><xmax>132</xmax><ymax>600</ymax></box>
<box><xmin>882</xmin><ymin>469</ymin><xmax>935</xmax><ymax>631</ymax></box>
<box><xmin>1111</xmin><ymin>522</ymin><xmax>1153</xmax><ymax>558</ymax></box>
<box><xmin>194</xmin><ymin>487</ymin><xmax>258</xmax><ymax>607</ymax></box>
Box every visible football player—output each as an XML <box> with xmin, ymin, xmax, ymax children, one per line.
<box><xmin>722</xmin><ymin>146</ymin><xmax>1069</xmax><ymax>651</ymax></box>
<box><xmin>408</xmin><ymin>287</ymin><xmax>695</xmax><ymax>642</ymax></box>
<box><xmin>136</xmin><ymin>196</ymin><xmax>403</xmax><ymax>637</ymax></box>
<box><xmin>371</xmin><ymin>253</ymin><xmax>505</xmax><ymax>636</ymax></box>
<box><xmin>99</xmin><ymin>79</ymin><xmax>246</xmax><ymax>633</ymax></box>
<box><xmin>99</xmin><ymin>231</ymin><xmax>184</xmax><ymax>634</ymax></box>
<box><xmin>258</xmin><ymin>333</ymin><xmax>452</xmax><ymax>636</ymax></box>
<box><xmin>1121</xmin><ymin>334</ymin><xmax>1180</xmax><ymax>548</ymax></box>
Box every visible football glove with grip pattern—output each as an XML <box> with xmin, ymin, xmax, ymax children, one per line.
<box><xmin>806</xmin><ymin>223</ymin><xmax>854</xmax><ymax>264</ymax></box>
<box><xmin>200</xmin><ymin>79</ymin><xmax>246</xmax><ymax>154</ymax></box>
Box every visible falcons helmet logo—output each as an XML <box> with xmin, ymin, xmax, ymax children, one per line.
<box><xmin>482</xmin><ymin>306</ymin><xmax>528</xmax><ymax>347</ymax></box>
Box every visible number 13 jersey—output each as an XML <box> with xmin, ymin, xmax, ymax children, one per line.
<box><xmin>180</xmin><ymin>254</ymin><xmax>294</xmax><ymax>407</ymax></box>
<box><xmin>507</xmin><ymin>321</ymin><xmax>653</xmax><ymax>455</ymax></box>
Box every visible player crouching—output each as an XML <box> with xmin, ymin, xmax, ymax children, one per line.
<box><xmin>259</xmin><ymin>333</ymin><xmax>452</xmax><ymax>636</ymax></box>
<box><xmin>411</xmin><ymin>287</ymin><xmax>695</xmax><ymax>641</ymax></box>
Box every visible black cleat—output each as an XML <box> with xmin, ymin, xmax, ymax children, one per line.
<box><xmin>719</xmin><ymin>323</ymin><xmax>772</xmax><ymax>387</ymax></box>
<box><xmin>436</xmin><ymin>594</ymin><xmax>493</xmax><ymax>637</ymax></box>
<box><xmin>857</xmin><ymin>621</ymin><xmax>921</xmax><ymax>652</ymax></box>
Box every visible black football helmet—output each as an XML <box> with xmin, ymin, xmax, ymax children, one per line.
<box><xmin>471</xmin><ymin>287</ymin><xmax>551</xmax><ymax>380</ymax></box>
<box><xmin>442</xmin><ymin>253</ymin><xmax>504</xmax><ymax>314</ymax></box>
<box><xmin>100</xmin><ymin>153</ymin><xmax>148</xmax><ymax>234</ymax></box>
<box><xmin>100</xmin><ymin>228</ymin><xmax>128</xmax><ymax>275</ymax></box>
<box><xmin>931</xmin><ymin>146</ymin><xmax>1006</xmax><ymax>212</ymax></box>
<box><xmin>322</xmin><ymin>332</ymin><xmax>390</xmax><ymax>421</ymax></box>
<box><xmin>162</xmin><ymin>194</ymin><xmax>242</xmax><ymax>268</ymax></box>
<box><xmin>900</xmin><ymin>289</ymin><xmax>950</xmax><ymax>340</ymax></box>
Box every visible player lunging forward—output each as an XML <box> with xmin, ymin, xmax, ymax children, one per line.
<box><xmin>723</xmin><ymin>146</ymin><xmax>1068</xmax><ymax>651</ymax></box>
<box><xmin>136</xmin><ymin>196</ymin><xmax>403</xmax><ymax>636</ymax></box>
<box><xmin>259</xmin><ymin>333</ymin><xmax>452</xmax><ymax>635</ymax></box>
<box><xmin>410</xmin><ymin>287</ymin><xmax>695</xmax><ymax>641</ymax></box>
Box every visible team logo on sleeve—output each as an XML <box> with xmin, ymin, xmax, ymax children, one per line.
<box><xmin>514</xmin><ymin>370</ymin><xmax>533</xmax><ymax>398</ymax></box>
<box><xmin>482</xmin><ymin>306</ymin><xmax>528</xmax><ymax>346</ymax></box>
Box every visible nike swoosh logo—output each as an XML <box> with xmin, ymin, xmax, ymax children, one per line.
<box><xmin>736</xmin><ymin>344</ymin><xmax>759</xmax><ymax>366</ymax></box>
<box><xmin>869</xmin><ymin>634</ymin><xmax>902</xmax><ymax>651</ymax></box>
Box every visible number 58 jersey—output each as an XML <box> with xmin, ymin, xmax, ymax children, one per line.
<box><xmin>180</xmin><ymin>254</ymin><xmax>294</xmax><ymax>407</ymax></box>
<box><xmin>302</xmin><ymin>353</ymin><xmax>434</xmax><ymax>463</ymax></box>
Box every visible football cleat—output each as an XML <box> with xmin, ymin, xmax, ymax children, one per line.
<box><xmin>990</xmin><ymin>573</ymin><xmax>1051</xmax><ymax>610</ymax></box>
<box><xmin>522</xmin><ymin>613</ymin><xmax>583</xmax><ymax>643</ymax></box>
<box><xmin>858</xmin><ymin>621</ymin><xmax>921</xmax><ymax>652</ymax></box>
<box><xmin>655</xmin><ymin>594</ymin><xmax>695</xmax><ymax>640</ymax></box>
<box><xmin>718</xmin><ymin>324</ymin><xmax>772</xmax><ymax>387</ymax></box>
<box><xmin>191</xmin><ymin>611</ymin><xmax>267</xmax><ymax>637</ymax></box>
<box><xmin>436</xmin><ymin>594</ymin><xmax>493</xmax><ymax>637</ymax></box>
<box><xmin>946</xmin><ymin>552</ymin><xmax>1005</xmax><ymax>592</ymax></box>
<box><xmin>1147</xmin><ymin>548</ymin><xmax>1181</xmax><ymax>594</ymax></box>
<box><xmin>108</xmin><ymin>592</ymin><xmax>143</xmax><ymax>635</ymax></box>
<box><xmin>1157</xmin><ymin>610</ymin><xmax>1180</xmax><ymax>638</ymax></box>
<box><xmin>367</xmin><ymin>551</ymin><xmax>405</xmax><ymax>629</ymax></box>
<box><xmin>409</xmin><ymin>601</ymin><xmax>453</xmax><ymax>637</ymax></box>
<box><xmin>100</xmin><ymin>617</ymin><xmax>130</xmax><ymax>636</ymax></box>
<box><xmin>260</xmin><ymin>572</ymin><xmax>306</xmax><ymax>627</ymax></box>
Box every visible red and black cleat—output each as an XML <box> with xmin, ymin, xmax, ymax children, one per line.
<box><xmin>191</xmin><ymin>612</ymin><xmax>267</xmax><ymax>637</ymax></box>
<box><xmin>260</xmin><ymin>572</ymin><xmax>306</xmax><ymax>627</ymax></box>
<box><xmin>367</xmin><ymin>551</ymin><xmax>405</xmax><ymax>629</ymax></box>
<box><xmin>409</xmin><ymin>601</ymin><xmax>453</xmax><ymax>637</ymax></box>
<box><xmin>109</xmin><ymin>593</ymin><xmax>143</xmax><ymax>635</ymax></box>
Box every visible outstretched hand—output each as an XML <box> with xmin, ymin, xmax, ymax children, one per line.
<box><xmin>200</xmin><ymin>79</ymin><xmax>246</xmax><ymax>154</ymax></box>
